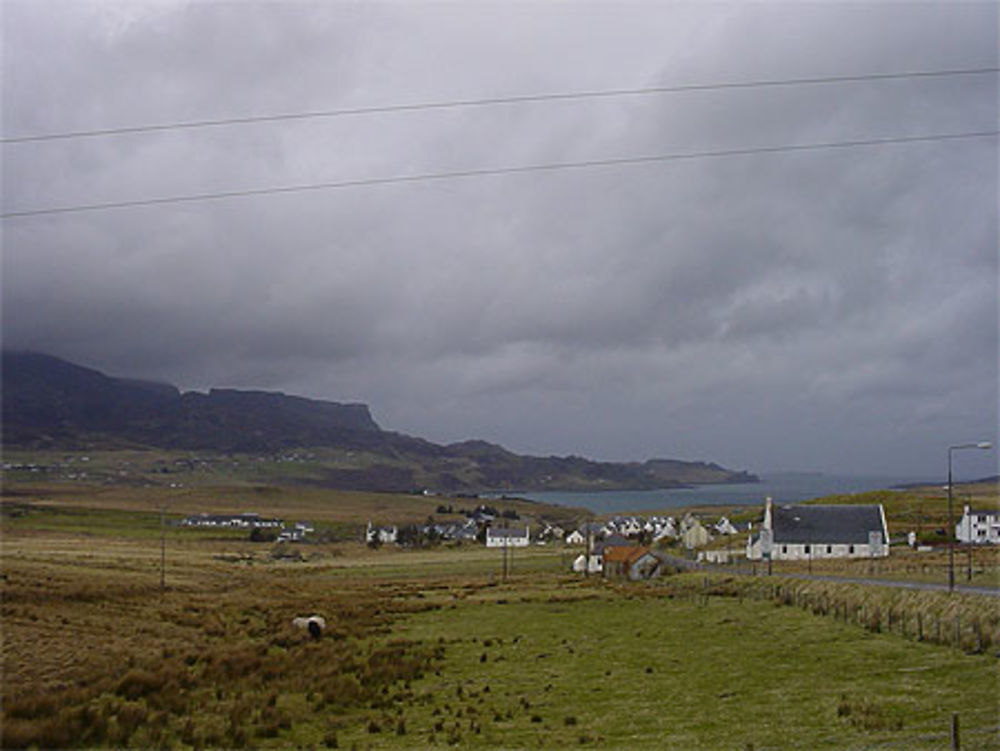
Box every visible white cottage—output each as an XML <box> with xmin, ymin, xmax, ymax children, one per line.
<box><xmin>956</xmin><ymin>505</ymin><xmax>1000</xmax><ymax>544</ymax></box>
<box><xmin>366</xmin><ymin>521</ymin><xmax>398</xmax><ymax>545</ymax></box>
<box><xmin>486</xmin><ymin>525</ymin><xmax>530</xmax><ymax>548</ymax></box>
<box><xmin>714</xmin><ymin>516</ymin><xmax>739</xmax><ymax>535</ymax></box>
<box><xmin>571</xmin><ymin>551</ymin><xmax>603</xmax><ymax>574</ymax></box>
<box><xmin>565</xmin><ymin>530</ymin><xmax>586</xmax><ymax>545</ymax></box>
<box><xmin>746</xmin><ymin>498</ymin><xmax>889</xmax><ymax>561</ymax></box>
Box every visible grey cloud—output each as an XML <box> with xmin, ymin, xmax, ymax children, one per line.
<box><xmin>3</xmin><ymin>1</ymin><xmax>997</xmax><ymax>477</ymax></box>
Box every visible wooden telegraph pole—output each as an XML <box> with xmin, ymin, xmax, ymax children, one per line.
<box><xmin>159</xmin><ymin>505</ymin><xmax>166</xmax><ymax>592</ymax></box>
<box><xmin>502</xmin><ymin>532</ymin><xmax>508</xmax><ymax>582</ymax></box>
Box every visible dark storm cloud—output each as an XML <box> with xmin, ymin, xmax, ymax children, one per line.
<box><xmin>2</xmin><ymin>1</ymin><xmax>997</xmax><ymax>476</ymax></box>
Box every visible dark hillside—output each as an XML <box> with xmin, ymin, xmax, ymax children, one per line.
<box><xmin>1</xmin><ymin>351</ymin><xmax>380</xmax><ymax>452</ymax></box>
<box><xmin>1</xmin><ymin>351</ymin><xmax>758</xmax><ymax>492</ymax></box>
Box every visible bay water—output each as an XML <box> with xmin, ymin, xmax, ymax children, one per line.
<box><xmin>501</xmin><ymin>472</ymin><xmax>936</xmax><ymax>515</ymax></box>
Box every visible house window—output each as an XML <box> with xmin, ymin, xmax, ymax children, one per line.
<box><xmin>849</xmin><ymin>545</ymin><xmax>855</xmax><ymax>554</ymax></box>
<box><xmin>804</xmin><ymin>545</ymin><xmax>811</xmax><ymax>555</ymax></box>
<box><xmin>781</xmin><ymin>545</ymin><xmax>787</xmax><ymax>554</ymax></box>
<box><xmin>826</xmin><ymin>545</ymin><xmax>832</xmax><ymax>554</ymax></box>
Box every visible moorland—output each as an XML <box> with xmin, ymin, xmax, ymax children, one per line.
<box><xmin>2</xmin><ymin>462</ymin><xmax>998</xmax><ymax>750</ymax></box>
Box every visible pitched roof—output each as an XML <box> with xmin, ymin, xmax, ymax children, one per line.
<box><xmin>965</xmin><ymin>508</ymin><xmax>999</xmax><ymax>518</ymax></box>
<box><xmin>487</xmin><ymin>526</ymin><xmax>529</xmax><ymax>539</ymax></box>
<box><xmin>771</xmin><ymin>504</ymin><xmax>885</xmax><ymax>545</ymax></box>
<box><xmin>603</xmin><ymin>533</ymin><xmax>631</xmax><ymax>548</ymax></box>
<box><xmin>603</xmin><ymin>546</ymin><xmax>649</xmax><ymax>565</ymax></box>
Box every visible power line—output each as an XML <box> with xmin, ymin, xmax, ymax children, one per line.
<box><xmin>3</xmin><ymin>129</ymin><xmax>995</xmax><ymax>220</ymax></box>
<box><xmin>2</xmin><ymin>67</ymin><xmax>997</xmax><ymax>145</ymax></box>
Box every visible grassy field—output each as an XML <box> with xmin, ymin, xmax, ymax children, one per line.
<box><xmin>386</xmin><ymin>580</ymin><xmax>997</xmax><ymax>750</ymax></box>
<box><xmin>2</xmin><ymin>481</ymin><xmax>998</xmax><ymax>750</ymax></box>
<box><xmin>1</xmin><ymin>478</ymin><xmax>585</xmax><ymax>530</ymax></box>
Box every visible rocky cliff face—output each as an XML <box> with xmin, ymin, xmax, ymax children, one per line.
<box><xmin>1</xmin><ymin>351</ymin><xmax>758</xmax><ymax>492</ymax></box>
<box><xmin>1</xmin><ymin>351</ymin><xmax>379</xmax><ymax>451</ymax></box>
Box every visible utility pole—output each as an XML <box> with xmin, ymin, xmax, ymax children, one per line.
<box><xmin>159</xmin><ymin>505</ymin><xmax>166</xmax><ymax>592</ymax></box>
<box><xmin>502</xmin><ymin>534</ymin><xmax>508</xmax><ymax>582</ymax></box>
<box><xmin>948</xmin><ymin>442</ymin><xmax>992</xmax><ymax>592</ymax></box>
<box><xmin>509</xmin><ymin>533</ymin><xmax>514</xmax><ymax>577</ymax></box>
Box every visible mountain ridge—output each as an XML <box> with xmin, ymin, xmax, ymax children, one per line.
<box><xmin>1</xmin><ymin>350</ymin><xmax>758</xmax><ymax>492</ymax></box>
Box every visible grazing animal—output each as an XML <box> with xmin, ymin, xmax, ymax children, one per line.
<box><xmin>292</xmin><ymin>614</ymin><xmax>326</xmax><ymax>639</ymax></box>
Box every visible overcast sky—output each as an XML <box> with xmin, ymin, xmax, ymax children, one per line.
<box><xmin>3</xmin><ymin>1</ymin><xmax>997</xmax><ymax>479</ymax></box>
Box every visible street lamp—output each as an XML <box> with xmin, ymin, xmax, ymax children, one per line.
<box><xmin>948</xmin><ymin>441</ymin><xmax>992</xmax><ymax>592</ymax></box>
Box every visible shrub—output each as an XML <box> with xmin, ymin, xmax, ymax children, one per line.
<box><xmin>115</xmin><ymin>701</ymin><xmax>148</xmax><ymax>738</ymax></box>
<box><xmin>115</xmin><ymin>670</ymin><xmax>166</xmax><ymax>700</ymax></box>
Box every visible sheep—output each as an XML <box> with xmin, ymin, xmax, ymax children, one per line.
<box><xmin>292</xmin><ymin>614</ymin><xmax>326</xmax><ymax>639</ymax></box>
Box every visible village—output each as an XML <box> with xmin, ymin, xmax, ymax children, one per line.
<box><xmin>178</xmin><ymin>498</ymin><xmax>1000</xmax><ymax>580</ymax></box>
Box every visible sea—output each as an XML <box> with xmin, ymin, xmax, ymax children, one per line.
<box><xmin>494</xmin><ymin>472</ymin><xmax>938</xmax><ymax>515</ymax></box>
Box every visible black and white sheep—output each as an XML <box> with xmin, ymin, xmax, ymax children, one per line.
<box><xmin>292</xmin><ymin>614</ymin><xmax>326</xmax><ymax>639</ymax></box>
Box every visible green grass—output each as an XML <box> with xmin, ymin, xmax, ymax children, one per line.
<box><xmin>3</xmin><ymin>477</ymin><xmax>998</xmax><ymax>749</ymax></box>
<box><xmin>371</xmin><ymin>584</ymin><xmax>998</xmax><ymax>750</ymax></box>
<box><xmin>1</xmin><ymin>503</ymin><xmax>247</xmax><ymax>541</ymax></box>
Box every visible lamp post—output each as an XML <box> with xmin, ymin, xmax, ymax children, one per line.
<box><xmin>948</xmin><ymin>441</ymin><xmax>992</xmax><ymax>592</ymax></box>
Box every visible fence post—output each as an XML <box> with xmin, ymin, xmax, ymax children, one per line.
<box><xmin>951</xmin><ymin>712</ymin><xmax>960</xmax><ymax>750</ymax></box>
<box><xmin>917</xmin><ymin>613</ymin><xmax>923</xmax><ymax>642</ymax></box>
<box><xmin>954</xmin><ymin>616</ymin><xmax>961</xmax><ymax>649</ymax></box>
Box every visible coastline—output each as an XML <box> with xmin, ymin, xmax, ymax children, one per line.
<box><xmin>491</xmin><ymin>473</ymin><xmax>935</xmax><ymax>515</ymax></box>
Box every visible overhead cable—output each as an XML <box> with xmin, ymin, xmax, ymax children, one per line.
<box><xmin>2</xmin><ymin>129</ymin><xmax>996</xmax><ymax>220</ymax></box>
<box><xmin>2</xmin><ymin>67</ymin><xmax>997</xmax><ymax>145</ymax></box>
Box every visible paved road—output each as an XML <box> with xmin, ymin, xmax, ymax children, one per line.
<box><xmin>660</xmin><ymin>555</ymin><xmax>1000</xmax><ymax>597</ymax></box>
<box><xmin>772</xmin><ymin>572</ymin><xmax>1000</xmax><ymax>597</ymax></box>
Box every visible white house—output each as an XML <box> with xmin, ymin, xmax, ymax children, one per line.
<box><xmin>611</xmin><ymin>516</ymin><xmax>643</xmax><ymax>537</ymax></box>
<box><xmin>366</xmin><ymin>522</ymin><xmax>398</xmax><ymax>545</ymax></box>
<box><xmin>571</xmin><ymin>551</ymin><xmax>603</xmax><ymax>574</ymax></box>
<box><xmin>714</xmin><ymin>516</ymin><xmax>739</xmax><ymax>536</ymax></box>
<box><xmin>538</xmin><ymin>524</ymin><xmax>565</xmax><ymax>542</ymax></box>
<box><xmin>565</xmin><ymin>530</ymin><xmax>586</xmax><ymax>545</ymax></box>
<box><xmin>956</xmin><ymin>505</ymin><xmax>1000</xmax><ymax>544</ymax></box>
<box><xmin>486</xmin><ymin>525</ymin><xmax>530</xmax><ymax>548</ymax></box>
<box><xmin>698</xmin><ymin>549</ymin><xmax>732</xmax><ymax>564</ymax></box>
<box><xmin>747</xmin><ymin>499</ymin><xmax>889</xmax><ymax>561</ymax></box>
<box><xmin>651</xmin><ymin>526</ymin><xmax>674</xmax><ymax>543</ymax></box>
<box><xmin>181</xmin><ymin>512</ymin><xmax>283</xmax><ymax>529</ymax></box>
<box><xmin>652</xmin><ymin>517</ymin><xmax>677</xmax><ymax>541</ymax></box>
<box><xmin>680</xmin><ymin>515</ymin><xmax>711</xmax><ymax>550</ymax></box>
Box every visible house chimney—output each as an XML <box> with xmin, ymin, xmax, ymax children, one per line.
<box><xmin>764</xmin><ymin>497</ymin><xmax>773</xmax><ymax>530</ymax></box>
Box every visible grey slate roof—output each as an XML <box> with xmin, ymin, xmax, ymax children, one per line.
<box><xmin>603</xmin><ymin>533</ymin><xmax>631</xmax><ymax>548</ymax></box>
<box><xmin>966</xmin><ymin>508</ymin><xmax>999</xmax><ymax>517</ymax></box>
<box><xmin>771</xmin><ymin>504</ymin><xmax>885</xmax><ymax>545</ymax></box>
<box><xmin>487</xmin><ymin>526</ymin><xmax>529</xmax><ymax>540</ymax></box>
